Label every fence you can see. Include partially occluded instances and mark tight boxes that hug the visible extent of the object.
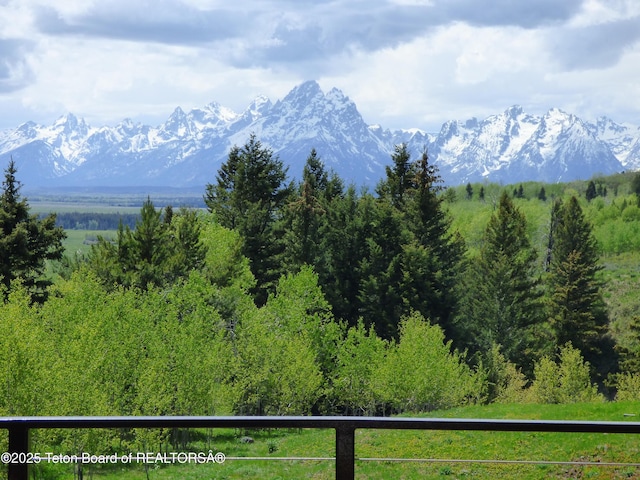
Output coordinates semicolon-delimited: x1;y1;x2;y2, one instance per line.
3;415;640;479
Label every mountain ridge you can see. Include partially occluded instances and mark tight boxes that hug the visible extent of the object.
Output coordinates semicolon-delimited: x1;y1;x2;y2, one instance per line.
1;80;639;189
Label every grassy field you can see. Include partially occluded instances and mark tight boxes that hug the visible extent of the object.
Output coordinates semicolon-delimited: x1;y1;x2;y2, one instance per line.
30;202;142;215
62;229;117;255
24;401;640;479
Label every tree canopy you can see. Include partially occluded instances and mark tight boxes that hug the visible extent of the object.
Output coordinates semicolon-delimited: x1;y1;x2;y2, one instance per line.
0;159;66;302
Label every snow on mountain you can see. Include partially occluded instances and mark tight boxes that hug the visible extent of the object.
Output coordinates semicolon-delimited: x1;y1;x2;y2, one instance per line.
589;116;640;171
0;81;637;189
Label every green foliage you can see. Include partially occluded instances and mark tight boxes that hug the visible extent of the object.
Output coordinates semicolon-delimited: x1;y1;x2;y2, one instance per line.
331;320;386;415
457;191;544;372
376;143;417;208
229;267;336;415
282;149;329;269
0;160;66;302
529;343;603;404
204;134;293;304
401;150;465;337
87;199;208;291
374;312;485;413
482;344;528;404
0;284;47;415
631;172;640;200
614;373;640;401
547;197;611;375
586;180;597;202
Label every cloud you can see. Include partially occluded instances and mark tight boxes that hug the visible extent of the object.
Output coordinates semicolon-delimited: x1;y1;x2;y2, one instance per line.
437;0;584;28
548;16;640;70
32;0;585;72
0;39;34;92
34;1;247;45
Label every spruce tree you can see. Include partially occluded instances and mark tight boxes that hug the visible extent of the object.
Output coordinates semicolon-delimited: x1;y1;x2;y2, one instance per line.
376;143;416;208
547;196;611;374
458;191;543;372
538;186;547;202
405;150;465;337
586;181;597;202
466;183;473;200
204;134;293;304
283;149;328;269
0;159;66;302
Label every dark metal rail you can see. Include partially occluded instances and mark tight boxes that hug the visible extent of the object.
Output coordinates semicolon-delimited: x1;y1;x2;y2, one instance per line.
3;415;640;480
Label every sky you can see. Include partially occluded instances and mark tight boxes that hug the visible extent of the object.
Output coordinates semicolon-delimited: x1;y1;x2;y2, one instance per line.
0;0;639;133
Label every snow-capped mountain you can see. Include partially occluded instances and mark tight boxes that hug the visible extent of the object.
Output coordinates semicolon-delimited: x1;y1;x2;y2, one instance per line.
0;80;638;189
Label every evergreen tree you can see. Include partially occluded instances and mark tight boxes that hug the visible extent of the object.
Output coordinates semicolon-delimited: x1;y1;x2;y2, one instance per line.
88;200;205;290
315;186;364;325
405;150;465;337
586;181;597;202
479;186;485;202
283;149;328;269
547;196;612;375
130;197;168;288
376;143;416;209
357;197;408;339
538;186;547;202
457;191;543;372
204;134;293;304
466;183;473;200
632;173;640;206
0;160;66;302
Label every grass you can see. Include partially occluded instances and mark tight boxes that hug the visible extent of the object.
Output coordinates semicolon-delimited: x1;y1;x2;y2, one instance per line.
26;401;640;479
30;202;142;215
62;229;117;255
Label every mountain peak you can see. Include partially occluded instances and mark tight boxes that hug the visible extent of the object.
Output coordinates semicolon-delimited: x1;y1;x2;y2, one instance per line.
1;81;638;189
282;80;323;104
506;105;523;118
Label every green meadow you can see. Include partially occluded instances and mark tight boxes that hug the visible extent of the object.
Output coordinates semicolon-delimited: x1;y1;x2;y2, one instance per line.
23;402;640;480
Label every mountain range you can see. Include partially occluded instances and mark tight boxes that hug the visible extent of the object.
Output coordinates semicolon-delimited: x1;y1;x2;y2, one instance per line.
1;80;639;190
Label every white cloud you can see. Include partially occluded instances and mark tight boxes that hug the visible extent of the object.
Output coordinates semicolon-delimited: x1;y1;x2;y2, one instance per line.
0;0;639;132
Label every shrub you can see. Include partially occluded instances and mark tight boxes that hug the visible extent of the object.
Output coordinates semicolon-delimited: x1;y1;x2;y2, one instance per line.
529;343;603;404
374;312;486;412
483;344;528;404
615;373;640;401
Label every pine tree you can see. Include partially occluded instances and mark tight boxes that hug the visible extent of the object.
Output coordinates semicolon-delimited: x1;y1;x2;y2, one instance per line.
404;149;465;337
283;149;328;269
632;173;640;206
376;143;416;208
538;186;547;201
585;181;597;202
547;196;611;374
466;183;473;200
204;134;293;304
458;191;543;372
0;160;66;302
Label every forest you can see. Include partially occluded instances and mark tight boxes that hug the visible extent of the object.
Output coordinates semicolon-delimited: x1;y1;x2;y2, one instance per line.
2;135;640;459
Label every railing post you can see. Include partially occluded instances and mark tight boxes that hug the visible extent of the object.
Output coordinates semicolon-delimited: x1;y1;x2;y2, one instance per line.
8;424;30;480
335;426;355;480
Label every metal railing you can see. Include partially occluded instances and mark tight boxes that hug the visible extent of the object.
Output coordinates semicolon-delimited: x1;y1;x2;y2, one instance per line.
3;415;640;480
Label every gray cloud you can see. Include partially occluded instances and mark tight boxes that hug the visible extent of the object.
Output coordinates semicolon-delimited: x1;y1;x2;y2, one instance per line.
32;0;588;70
548;16;640;70
34;2;246;45
234;0;587;69
0;39;34;93
437;0;584;28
